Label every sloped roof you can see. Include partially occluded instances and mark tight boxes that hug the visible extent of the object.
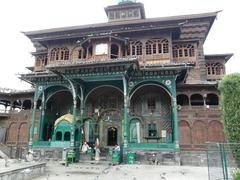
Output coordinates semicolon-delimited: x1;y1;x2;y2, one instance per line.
205;53;233;63
23;11;218;37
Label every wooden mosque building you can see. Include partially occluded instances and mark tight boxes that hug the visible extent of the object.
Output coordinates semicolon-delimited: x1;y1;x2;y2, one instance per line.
0;0;232;163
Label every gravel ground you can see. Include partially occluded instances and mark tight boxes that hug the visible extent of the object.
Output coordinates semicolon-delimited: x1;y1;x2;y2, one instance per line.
33;162;208;180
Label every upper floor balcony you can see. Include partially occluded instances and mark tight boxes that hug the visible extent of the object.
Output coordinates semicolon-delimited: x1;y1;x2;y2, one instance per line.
33;39;197;72
205;62;225;80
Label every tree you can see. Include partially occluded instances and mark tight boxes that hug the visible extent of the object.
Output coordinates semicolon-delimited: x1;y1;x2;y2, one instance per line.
219;73;240;167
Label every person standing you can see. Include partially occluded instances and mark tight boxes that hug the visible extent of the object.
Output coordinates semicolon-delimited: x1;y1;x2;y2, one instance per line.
114;144;120;153
94;145;101;162
81;141;89;154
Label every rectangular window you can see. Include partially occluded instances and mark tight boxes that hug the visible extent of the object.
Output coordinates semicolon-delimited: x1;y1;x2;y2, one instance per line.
153;44;157;54
179;49;183;57
184;49;188;57
163;44;169;53
121;11;127;18
128;10;133;18
189;48;195;57
36;59;41;66
146;44;152;55
173;49;178;58
132;46;136;55
115;11;120;19
136;45;142;55
148;97;156;110
109;12;114;20
148;123;157;137
95;43;108;55
158;44;162;54
133;9;140;17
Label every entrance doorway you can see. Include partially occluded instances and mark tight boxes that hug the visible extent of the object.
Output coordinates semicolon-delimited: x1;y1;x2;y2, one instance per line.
107;127;117;146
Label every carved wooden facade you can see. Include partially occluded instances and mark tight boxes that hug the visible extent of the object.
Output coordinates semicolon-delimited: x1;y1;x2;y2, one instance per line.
0;0;233;156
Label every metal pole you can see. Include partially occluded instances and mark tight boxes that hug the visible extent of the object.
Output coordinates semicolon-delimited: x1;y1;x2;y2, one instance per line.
206;143;211;180
222;144;229;180
219;144;226;180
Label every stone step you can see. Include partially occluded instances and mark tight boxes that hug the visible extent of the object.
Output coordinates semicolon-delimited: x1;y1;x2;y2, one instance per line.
0;143;10;158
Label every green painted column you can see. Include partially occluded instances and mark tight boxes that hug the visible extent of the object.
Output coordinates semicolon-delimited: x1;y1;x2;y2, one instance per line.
29;100;37;147
71;99;77;147
79;86;84;124
79;85;84;146
122;75;129;148
171;81;179;149
38;92;45;141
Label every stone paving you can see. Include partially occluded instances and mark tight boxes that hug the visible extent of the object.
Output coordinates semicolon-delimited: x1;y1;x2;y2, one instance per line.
33;161;208;180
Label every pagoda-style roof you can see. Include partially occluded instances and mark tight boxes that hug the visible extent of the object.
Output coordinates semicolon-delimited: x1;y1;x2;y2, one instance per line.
205;53;233;63
23;11;218;43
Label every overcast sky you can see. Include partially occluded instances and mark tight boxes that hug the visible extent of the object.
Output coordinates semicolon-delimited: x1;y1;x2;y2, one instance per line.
0;0;239;90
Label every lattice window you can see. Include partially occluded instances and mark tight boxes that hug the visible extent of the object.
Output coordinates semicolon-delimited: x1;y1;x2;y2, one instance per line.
36;55;48;66
206;63;211;75
128;41;143;56
50;47;69;61
205;63;224;75
146;42;152;55
147;97;156;110
148;123;157;137
172;44;195;59
145;39;169;55
50;48;57;61
162;39;169;53
72;47;85;60
35;59;41;66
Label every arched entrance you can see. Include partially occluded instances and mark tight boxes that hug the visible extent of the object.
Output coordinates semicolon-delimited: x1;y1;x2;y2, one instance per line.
130;84;172;143
85;86;123;146
41;90;79;141
107;127;118;146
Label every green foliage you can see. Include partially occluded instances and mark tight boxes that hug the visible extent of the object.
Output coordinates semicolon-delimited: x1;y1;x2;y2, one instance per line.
233;169;240;180
219;73;240;166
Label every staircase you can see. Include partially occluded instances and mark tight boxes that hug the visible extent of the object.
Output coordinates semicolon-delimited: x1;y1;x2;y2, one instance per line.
0;143;10;159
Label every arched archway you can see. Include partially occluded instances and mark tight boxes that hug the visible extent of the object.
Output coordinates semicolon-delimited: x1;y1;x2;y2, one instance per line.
129;118;142;143
19;123;28;143
130;84;172;143
107;127;118;146
83;118;95;143
206;94;219;106
85;86;123;146
22;100;32;110
179;120;191;145
56;132;62;141
190;94;204;106
64;132;70;141
0;100;11;113
111;44;119;59
13;100;22;112
177;94;189;106
7;123;18;142
208;121;224;142
193;121;207;145
40;90;78;141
